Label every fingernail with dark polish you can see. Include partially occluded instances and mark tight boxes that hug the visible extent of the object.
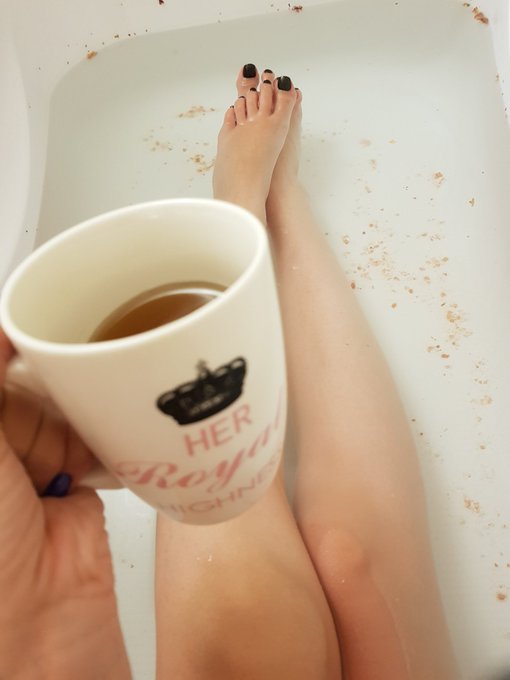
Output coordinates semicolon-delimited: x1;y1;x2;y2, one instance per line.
263;79;272;85
277;76;292;91
249;87;257;91
243;63;257;78
42;473;72;498
263;68;274;74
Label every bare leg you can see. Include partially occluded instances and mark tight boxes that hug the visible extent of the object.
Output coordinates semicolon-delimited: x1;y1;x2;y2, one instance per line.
212;66;294;225
155;66;341;680
266;82;460;678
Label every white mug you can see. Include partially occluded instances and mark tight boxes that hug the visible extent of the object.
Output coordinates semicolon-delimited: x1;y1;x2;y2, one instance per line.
0;199;287;524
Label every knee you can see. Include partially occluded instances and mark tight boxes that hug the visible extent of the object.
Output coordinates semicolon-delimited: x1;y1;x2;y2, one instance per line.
300;523;372;593
185;592;336;680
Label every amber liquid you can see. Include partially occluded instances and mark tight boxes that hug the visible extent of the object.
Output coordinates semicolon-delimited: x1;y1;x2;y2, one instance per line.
89;281;226;342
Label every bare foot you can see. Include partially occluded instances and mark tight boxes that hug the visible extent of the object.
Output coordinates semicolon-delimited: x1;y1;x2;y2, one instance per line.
267;86;304;215
213;64;298;224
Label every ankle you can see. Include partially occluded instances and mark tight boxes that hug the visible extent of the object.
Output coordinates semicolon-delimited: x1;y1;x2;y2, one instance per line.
214;190;267;226
266;181;309;221
213;164;270;224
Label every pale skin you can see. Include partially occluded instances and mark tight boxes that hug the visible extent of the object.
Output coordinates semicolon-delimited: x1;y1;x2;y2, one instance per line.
0;65;459;679
156;66;460;679
0;337;131;678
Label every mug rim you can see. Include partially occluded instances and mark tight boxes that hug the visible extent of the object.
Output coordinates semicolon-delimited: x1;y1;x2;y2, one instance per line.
0;198;268;356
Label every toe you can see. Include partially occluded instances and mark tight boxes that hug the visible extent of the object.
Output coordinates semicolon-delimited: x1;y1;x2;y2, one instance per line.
236;63;260;96
234;95;247;124
293;88;303;121
261;68;275;84
259;72;276;115
273;75;297;116
223;105;236;129
246;87;259;119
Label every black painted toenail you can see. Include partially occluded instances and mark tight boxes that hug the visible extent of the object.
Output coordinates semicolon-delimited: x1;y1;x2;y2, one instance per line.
263;79;272;85
263;69;274;74
249;87;257;91
277;76;292;91
243;63;257;78
238;95;246;99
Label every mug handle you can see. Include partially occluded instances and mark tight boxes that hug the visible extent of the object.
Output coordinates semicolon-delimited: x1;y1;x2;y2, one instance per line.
6;357;122;490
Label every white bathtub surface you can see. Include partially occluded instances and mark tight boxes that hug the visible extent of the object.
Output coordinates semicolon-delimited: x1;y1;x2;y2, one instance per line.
2;0;510;678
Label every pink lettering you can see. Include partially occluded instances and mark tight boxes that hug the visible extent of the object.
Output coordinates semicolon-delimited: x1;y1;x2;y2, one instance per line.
184;428;210;456
210;417;233;447
234;477;257;496
183;403;253;457
255;451;280;485
177;469;208;488
115;461;178;487
213;490;238;508
115;461;141;477
157;501;186;516
273;389;284;431
157;453;281;516
206;448;246;493
188;500;216;512
256;424;271;450
233;404;252;433
116;388;284;497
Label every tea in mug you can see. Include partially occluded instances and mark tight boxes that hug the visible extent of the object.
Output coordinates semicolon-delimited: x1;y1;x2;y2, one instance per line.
89;281;225;342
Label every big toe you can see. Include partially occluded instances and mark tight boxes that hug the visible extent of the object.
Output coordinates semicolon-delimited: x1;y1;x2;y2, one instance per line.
236;63;260;96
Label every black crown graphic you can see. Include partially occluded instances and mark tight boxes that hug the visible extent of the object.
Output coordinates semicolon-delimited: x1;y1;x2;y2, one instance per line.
156;357;247;425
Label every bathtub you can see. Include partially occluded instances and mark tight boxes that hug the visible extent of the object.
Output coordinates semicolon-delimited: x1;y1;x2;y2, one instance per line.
1;0;510;677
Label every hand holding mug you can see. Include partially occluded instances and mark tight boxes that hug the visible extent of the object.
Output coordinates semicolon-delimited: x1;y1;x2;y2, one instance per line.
0;330;130;678
0;199;287;524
